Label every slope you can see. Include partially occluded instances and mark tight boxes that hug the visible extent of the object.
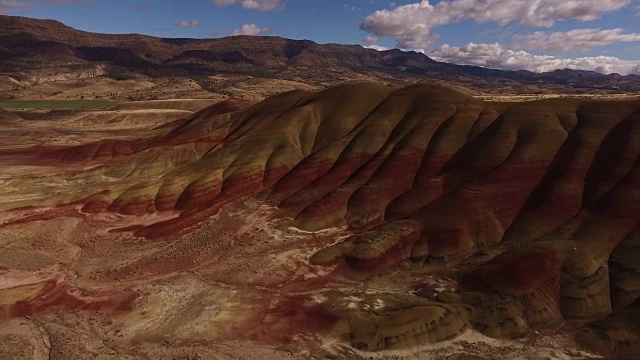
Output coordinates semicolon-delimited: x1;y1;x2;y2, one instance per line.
0;82;638;358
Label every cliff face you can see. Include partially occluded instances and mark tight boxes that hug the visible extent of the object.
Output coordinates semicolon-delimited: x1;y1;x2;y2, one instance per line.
1;82;639;357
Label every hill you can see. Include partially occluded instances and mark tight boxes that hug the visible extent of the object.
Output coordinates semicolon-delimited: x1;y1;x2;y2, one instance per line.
1;15;640;102
0;82;638;358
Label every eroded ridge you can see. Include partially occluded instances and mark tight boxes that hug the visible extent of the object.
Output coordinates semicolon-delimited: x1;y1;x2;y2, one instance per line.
1;82;639;358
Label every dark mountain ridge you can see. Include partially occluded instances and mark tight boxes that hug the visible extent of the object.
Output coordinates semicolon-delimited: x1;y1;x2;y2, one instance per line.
1;15;639;94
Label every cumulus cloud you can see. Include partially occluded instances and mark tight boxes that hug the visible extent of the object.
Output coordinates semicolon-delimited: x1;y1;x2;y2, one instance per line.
176;20;200;28
513;28;640;52
429;42;640;74
213;0;282;11
229;23;270;36
360;0;632;48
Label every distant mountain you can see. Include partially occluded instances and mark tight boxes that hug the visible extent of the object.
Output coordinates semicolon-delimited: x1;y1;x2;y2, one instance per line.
1;15;639;95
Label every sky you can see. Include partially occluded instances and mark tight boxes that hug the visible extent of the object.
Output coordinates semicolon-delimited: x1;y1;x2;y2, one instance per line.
1;0;640;75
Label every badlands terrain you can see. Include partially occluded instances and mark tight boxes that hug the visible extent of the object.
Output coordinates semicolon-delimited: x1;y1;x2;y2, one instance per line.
0;80;639;359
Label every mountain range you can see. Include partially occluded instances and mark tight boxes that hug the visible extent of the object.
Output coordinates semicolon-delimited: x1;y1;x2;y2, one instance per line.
1;14;640;100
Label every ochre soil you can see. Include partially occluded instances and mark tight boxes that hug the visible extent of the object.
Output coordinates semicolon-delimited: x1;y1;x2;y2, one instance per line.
0;82;638;359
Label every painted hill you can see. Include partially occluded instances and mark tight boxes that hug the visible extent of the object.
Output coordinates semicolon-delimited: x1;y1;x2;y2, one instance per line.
1;82;638;358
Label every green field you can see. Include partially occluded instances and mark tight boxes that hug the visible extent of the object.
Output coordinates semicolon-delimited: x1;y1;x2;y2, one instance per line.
0;100;116;109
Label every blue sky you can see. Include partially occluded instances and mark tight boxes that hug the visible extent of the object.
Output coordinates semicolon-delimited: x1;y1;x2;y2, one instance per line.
1;0;639;74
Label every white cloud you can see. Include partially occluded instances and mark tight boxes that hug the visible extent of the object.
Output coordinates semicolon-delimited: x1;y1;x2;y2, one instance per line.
229;23;270;36
360;0;633;48
360;1;442;48
513;28;640;52
0;0;30;13
213;0;282;11
176;20;200;28
429;42;640;74
363;36;379;44
365;44;390;51
344;4;362;11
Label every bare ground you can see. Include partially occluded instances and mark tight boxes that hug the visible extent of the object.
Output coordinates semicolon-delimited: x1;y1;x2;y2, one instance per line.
0;99;609;360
